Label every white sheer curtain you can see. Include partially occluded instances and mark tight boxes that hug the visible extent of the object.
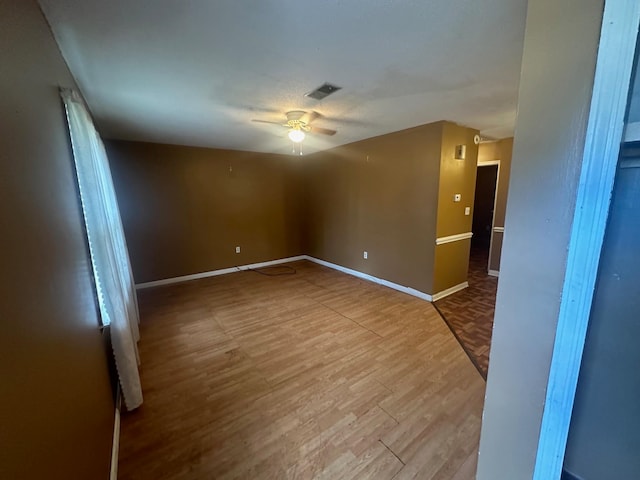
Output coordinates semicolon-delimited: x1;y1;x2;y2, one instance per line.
61;88;143;410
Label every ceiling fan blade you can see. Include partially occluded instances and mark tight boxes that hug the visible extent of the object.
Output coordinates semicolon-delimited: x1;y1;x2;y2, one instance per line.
300;110;321;125
309;125;337;136
251;119;286;126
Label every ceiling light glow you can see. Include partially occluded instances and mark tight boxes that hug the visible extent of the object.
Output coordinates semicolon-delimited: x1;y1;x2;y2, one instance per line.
288;129;305;143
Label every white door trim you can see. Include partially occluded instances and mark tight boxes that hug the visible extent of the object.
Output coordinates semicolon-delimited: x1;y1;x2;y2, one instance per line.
533;1;640;478
477;159;500;166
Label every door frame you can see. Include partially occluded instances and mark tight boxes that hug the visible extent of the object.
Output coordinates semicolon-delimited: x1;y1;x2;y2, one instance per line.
533;0;640;478
476;159;500;276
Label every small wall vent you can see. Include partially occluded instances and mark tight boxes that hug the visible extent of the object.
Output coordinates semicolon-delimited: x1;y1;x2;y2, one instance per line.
305;82;342;100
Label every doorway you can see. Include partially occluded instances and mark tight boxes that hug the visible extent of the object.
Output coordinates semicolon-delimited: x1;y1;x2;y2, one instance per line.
433;159;501;379
472;162;499;271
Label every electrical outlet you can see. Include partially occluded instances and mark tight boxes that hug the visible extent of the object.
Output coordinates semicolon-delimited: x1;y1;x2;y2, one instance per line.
465;206;471;216
235;246;240;254
363;251;368;259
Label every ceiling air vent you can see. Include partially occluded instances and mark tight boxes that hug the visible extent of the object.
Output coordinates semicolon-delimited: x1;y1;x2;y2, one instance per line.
305;82;342;100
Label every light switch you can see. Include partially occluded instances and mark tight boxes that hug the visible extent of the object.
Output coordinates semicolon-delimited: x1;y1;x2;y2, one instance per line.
454;194;461;202
465;206;471;216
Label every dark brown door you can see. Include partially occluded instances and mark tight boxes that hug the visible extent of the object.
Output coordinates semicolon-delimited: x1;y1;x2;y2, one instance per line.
472;164;498;250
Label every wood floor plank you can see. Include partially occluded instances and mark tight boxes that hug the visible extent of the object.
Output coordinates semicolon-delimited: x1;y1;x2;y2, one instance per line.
118;260;485;479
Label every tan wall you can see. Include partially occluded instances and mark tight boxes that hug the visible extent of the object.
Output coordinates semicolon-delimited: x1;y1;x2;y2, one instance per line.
433;122;479;293
488;232;504;272
111;122;480;296
0;1;115;478
305;123;443;294
478;141;500;162
107;141;305;283
478;138;514;272
493;138;514;227
436;123;479;237
433;241;473;294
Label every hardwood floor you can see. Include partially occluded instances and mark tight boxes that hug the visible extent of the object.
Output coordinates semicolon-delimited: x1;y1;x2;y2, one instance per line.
118;260;485;480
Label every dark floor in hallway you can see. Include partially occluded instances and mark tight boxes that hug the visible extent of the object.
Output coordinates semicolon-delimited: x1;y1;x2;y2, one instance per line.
434;245;497;379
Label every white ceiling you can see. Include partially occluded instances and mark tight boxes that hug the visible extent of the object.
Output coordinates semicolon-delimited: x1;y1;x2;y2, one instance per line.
39;0;528;155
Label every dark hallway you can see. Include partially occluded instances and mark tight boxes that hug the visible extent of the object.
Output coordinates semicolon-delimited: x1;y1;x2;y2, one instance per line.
472;164;498;251
434;245;497;378
435;164;499;379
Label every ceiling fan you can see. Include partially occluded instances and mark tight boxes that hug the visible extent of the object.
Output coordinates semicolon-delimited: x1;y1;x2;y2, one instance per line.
252;110;337;143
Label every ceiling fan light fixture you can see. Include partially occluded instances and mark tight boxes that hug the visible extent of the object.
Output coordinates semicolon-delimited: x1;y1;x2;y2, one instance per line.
288;129;305;143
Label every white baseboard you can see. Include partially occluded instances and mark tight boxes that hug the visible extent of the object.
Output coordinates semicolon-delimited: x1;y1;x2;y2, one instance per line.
304;256;433;302
135;254;434;303
488;269;500;277
135;255;307;289
431;281;469;301
110;403;120;480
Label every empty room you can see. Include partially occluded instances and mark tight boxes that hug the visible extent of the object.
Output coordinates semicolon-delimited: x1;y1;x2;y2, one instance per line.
3;1;640;479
